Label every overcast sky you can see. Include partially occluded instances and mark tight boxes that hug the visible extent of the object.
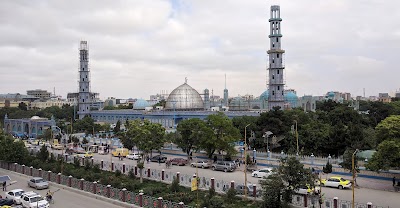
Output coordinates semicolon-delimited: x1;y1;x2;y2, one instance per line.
1;0;399;100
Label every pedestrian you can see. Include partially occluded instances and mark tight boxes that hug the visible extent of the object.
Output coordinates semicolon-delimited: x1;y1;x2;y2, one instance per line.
118;153;121;161
213;155;217;163
2;181;6;191
393;177;396;186
158;157;161;166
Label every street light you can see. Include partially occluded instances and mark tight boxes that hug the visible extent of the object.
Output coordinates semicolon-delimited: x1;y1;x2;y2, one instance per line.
262;131;273;153
294;120;299;156
52;126;64;174
244;124;250;198
352;149;359;208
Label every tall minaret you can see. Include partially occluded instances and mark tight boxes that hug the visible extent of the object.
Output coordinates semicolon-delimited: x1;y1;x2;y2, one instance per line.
267;5;285;110
223;74;228;107
78;41;91;119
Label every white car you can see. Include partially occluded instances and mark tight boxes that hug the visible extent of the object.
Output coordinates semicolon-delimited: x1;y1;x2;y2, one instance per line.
20;191;49;208
251;168;273;178
126;153;141;160
190;160;211;168
5;189;25;204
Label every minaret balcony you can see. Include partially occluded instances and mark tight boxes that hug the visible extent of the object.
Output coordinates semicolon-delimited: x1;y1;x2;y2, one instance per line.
267;49;285;54
269;34;282;38
269;18;282;22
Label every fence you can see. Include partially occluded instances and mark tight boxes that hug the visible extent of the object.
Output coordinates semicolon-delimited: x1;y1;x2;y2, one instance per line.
10;150;384;208
0;161;192;208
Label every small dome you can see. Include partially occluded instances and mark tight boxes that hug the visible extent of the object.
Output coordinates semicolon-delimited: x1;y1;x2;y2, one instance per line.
133;99;150;110
328;91;335;97
31;116;41;120
284;91;298;101
165;83;204;110
259;90;269;100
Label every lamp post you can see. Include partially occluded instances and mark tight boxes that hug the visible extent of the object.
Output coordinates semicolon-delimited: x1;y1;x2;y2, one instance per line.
262;131;273;155
52;126;64;174
352;149;359;208
294;120;299;156
244;124;250;198
311;153;315;166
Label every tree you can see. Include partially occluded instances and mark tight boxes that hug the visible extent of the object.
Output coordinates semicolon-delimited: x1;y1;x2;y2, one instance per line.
200;112;241;158
0;131;29;164
176;119;212;157
260;157;315;208
114;120;121;133
37;145;49;162
339;148;359;172
323;161;332;174
375;115;400;144
18;102;27;111
366;139;400;171
126;120;166;155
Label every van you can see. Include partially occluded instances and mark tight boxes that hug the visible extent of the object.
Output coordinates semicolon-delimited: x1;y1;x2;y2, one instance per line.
112;148;129;157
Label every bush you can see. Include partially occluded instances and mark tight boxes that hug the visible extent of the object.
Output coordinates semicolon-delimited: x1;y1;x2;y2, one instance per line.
225;187;237;204
73;157;81;168
323;161;332;174
115;170;122;177
92;164;101;173
128;168;136;179
170;177;180;193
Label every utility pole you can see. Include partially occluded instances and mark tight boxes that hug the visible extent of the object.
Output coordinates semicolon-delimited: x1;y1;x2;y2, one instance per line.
244;124;250;198
352;149;359;208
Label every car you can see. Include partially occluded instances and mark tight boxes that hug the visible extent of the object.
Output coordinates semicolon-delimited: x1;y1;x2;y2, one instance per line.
20;192;49;208
295;184;320;195
83;151;94;158
251;168;273;178
126;153;141;160
0;198;13;206
231;184;262;197
320;176;351;189
27;177;49;190
51;144;63;150
190;160;211;169
211;161;236;172
4;189;25;204
150;155;167;163
170;158;188;166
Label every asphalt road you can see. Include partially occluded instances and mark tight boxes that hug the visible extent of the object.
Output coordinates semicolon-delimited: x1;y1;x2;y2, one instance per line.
48;149;399;207
0;168;124;208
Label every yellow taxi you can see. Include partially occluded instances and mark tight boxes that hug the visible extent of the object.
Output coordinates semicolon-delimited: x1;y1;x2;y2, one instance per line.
321;176;351;189
83;151;94;158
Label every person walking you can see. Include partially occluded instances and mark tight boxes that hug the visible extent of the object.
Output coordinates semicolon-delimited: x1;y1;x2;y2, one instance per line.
118;153;121;161
393;177;396;186
158;157;161;166
2;181;6;191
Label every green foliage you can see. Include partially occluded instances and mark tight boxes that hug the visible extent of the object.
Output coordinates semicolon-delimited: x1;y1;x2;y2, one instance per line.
261;157;315;208
18;102;28;111
114;120;121;133
170;177;180;193
366;139;400;171
246;154;252;165
176;118;211;156
323;161;332;174
115;170;122;177
375;115;400;143
82;138;89;144
128;168;136;179
73;157;81;168
339;148;359;172
225;187;237;204
0;133;30;164
37;145;49;162
126;120;166;155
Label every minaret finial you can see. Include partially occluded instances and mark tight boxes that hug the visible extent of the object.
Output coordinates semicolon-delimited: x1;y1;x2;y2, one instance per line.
185;77;188;84
225;74;226;89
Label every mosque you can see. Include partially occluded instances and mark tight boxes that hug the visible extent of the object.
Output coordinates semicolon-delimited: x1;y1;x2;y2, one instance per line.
3;5;318;137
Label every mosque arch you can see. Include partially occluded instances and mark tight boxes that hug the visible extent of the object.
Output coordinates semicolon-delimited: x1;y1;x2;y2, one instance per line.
24;123;29;134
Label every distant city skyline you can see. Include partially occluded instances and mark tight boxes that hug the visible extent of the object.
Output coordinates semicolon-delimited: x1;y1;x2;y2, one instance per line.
0;0;399;100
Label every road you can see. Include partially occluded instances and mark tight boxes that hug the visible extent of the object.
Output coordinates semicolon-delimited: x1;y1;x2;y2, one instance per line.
48;148;399;207
0;168;124;208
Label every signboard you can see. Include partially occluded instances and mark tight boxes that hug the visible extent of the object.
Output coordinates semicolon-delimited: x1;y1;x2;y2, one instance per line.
191;178;198;191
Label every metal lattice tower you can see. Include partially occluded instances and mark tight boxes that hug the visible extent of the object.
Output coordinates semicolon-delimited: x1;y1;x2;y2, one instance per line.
267;5;285;110
78;41;91;119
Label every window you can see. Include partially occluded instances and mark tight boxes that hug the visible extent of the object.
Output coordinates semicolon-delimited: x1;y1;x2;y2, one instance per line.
276;37;279;42
83;99;84;102
272;91;275;95
272;75;274;79
277;54;279;58
277;70;280;74
278;86;280;90
272;58;274;63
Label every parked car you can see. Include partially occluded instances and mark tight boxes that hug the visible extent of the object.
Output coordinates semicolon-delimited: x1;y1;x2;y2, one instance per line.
170;158;188;166
320;176;351;189
0;198;13;206
251;168;273;178
83;151;94;158
20;192;49;208
126;153;141;160
4;189;25;204
295;184;320;195
211;161;236;172
231;184;262;197
190;160;211;169
27;177;49;190
150;155;167;163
